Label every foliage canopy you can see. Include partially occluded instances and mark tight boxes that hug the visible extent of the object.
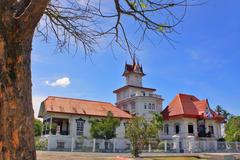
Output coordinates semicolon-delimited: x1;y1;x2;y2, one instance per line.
225;116;240;142
34;119;43;137
89;111;120;140
125;113;163;157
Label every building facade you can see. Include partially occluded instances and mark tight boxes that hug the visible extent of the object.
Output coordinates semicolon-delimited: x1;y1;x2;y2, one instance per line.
38;61;225;152
161;93;225;152
38;96;131;151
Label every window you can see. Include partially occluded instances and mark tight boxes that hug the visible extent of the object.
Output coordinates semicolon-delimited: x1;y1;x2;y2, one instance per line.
175;124;180;134
208;126;214;135
130;102;136;110
152;104;155;110
164;124;169;135
76;118;85;136
144;103;147;109
148;103;152;109
188;124;194;134
141;91;146;96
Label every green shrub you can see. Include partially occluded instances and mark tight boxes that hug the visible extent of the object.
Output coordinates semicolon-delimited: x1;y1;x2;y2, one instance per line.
35;137;48;150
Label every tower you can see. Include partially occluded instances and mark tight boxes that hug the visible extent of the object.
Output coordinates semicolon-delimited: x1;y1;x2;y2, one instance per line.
122;59;145;87
113;60;164;119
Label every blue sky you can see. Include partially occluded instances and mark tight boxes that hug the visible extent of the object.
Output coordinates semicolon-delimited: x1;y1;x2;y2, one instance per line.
32;1;240;117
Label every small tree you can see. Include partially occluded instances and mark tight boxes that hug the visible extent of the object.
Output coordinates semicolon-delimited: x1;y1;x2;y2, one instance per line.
34;119;43;137
89;111;120;140
125;113;163;157
215;105;233;120
225;116;240;142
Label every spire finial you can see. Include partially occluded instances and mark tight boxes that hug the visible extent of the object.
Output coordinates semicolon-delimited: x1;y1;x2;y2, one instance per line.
132;54;136;65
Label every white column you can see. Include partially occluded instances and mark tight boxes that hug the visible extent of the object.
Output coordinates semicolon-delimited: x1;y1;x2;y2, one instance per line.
49;116;53;135
92;139;96;152
164;140;167;152
172;135;180;153
148;143;151;153
41;120;44;136
71;137;74;152
188;136;195;153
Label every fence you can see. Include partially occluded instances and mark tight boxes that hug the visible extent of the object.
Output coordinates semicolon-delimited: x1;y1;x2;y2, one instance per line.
36;136;240;153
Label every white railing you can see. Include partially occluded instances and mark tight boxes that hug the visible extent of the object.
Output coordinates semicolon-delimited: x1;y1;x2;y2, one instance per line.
38;136;240;153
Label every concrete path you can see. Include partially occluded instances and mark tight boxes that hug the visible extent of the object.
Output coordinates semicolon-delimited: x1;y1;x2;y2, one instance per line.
37;151;240;160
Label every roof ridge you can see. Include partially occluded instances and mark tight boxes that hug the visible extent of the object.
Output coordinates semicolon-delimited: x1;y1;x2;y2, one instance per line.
177;94;185;114
47;96;113;105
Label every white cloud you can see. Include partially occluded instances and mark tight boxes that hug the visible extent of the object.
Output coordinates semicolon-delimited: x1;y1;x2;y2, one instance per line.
45;77;71;87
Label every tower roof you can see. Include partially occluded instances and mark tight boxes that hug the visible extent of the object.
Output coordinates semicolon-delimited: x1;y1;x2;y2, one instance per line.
122;59;145;76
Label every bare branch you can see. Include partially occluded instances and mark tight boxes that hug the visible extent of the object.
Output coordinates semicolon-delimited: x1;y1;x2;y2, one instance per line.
35;0;192;58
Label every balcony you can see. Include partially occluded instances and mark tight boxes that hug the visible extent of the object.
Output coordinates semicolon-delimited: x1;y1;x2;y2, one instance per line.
130;93;162;98
43;118;70;136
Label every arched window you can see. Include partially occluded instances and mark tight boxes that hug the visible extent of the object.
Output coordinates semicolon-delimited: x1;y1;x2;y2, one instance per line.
76;118;85;136
164;124;169;135
175;123;180;134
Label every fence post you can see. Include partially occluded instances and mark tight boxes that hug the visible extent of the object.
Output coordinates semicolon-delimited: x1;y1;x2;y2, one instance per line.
47;136;51;151
148;143;151;153
71;137;74;152
113;139;116;153
236;142;238;152
214;141;217;152
164;140;167;153
203;141;206;152
92;138;96;152
225;141;228;151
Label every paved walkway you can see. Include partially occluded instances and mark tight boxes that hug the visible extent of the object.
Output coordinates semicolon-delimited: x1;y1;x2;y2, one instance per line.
37;151;240;160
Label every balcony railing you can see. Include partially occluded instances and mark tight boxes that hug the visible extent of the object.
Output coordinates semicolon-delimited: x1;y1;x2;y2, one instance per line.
130;93;162;98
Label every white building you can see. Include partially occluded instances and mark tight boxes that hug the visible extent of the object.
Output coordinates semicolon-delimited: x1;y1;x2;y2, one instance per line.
161;93;225;152
38;60;225;152
38;97;131;151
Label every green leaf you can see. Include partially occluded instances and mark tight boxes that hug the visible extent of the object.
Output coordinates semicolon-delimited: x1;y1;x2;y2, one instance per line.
129;2;136;9
157;26;164;32
140;3;147;9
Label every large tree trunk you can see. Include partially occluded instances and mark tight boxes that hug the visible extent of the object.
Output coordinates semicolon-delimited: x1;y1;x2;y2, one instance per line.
0;1;49;159
0;27;36;159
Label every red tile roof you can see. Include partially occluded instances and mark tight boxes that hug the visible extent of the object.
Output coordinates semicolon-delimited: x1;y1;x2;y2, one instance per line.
39;96;132;119
161;93;224;122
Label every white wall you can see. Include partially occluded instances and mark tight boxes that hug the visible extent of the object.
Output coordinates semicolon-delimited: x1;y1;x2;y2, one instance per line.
161;118;222;140
43;113;127;138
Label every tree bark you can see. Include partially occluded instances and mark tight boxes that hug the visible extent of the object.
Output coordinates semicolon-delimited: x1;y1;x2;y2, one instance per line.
0;23;36;160
0;1;49;159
